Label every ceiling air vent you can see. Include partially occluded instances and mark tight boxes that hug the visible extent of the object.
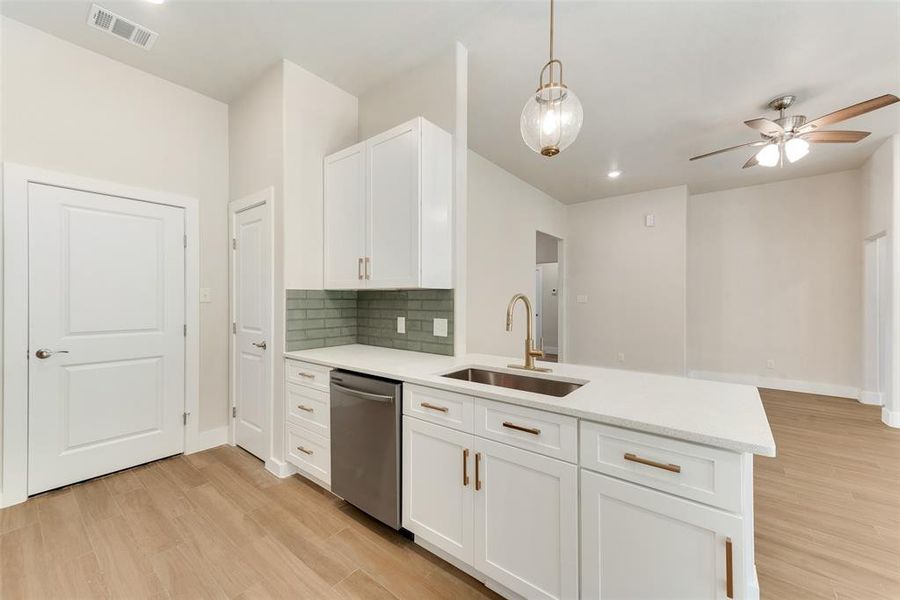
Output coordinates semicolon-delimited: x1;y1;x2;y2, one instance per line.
87;4;158;50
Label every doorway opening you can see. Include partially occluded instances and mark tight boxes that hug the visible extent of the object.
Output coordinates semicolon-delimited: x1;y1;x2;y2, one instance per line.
536;231;564;363
862;234;889;407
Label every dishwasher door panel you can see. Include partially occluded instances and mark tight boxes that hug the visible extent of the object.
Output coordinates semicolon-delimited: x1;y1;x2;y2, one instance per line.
330;370;402;529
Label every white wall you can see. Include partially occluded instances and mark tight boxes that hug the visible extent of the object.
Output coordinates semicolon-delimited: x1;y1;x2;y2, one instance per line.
567;186;688;374
861;136;900;425
688;171;862;395
283;61;358;290
1;17;230;433
466;151;566;357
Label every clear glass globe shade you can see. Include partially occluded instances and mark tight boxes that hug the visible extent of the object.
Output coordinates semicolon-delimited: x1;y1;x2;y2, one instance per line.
755;143;780;167
521;84;583;156
785;138;810;163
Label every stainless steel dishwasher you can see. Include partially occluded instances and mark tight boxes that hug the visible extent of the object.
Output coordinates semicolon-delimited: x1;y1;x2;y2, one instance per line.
330;370;402;529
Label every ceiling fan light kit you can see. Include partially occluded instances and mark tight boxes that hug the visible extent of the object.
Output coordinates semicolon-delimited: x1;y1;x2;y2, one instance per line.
690;93;898;169
521;0;583;157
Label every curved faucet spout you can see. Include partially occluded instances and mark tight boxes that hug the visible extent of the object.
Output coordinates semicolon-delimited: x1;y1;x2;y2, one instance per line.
505;293;548;371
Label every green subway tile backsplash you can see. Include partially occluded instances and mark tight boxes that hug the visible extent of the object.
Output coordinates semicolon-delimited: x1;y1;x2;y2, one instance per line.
285;289;454;355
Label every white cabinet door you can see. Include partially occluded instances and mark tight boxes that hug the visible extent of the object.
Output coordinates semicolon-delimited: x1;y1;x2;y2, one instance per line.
474;437;578;600
402;416;474;564
581;470;744;600
324;142;367;289
366;120;420;288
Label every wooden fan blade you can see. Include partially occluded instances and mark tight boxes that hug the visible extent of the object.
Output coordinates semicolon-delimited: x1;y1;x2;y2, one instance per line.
744;118;783;136
742;154;758;169
799;94;899;132
690;140;767;161
801;130;871;143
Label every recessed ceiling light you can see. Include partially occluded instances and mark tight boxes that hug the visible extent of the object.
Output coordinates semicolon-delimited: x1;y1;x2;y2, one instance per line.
607;170;622;179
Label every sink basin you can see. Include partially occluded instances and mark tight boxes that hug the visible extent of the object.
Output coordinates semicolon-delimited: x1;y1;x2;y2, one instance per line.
442;368;584;398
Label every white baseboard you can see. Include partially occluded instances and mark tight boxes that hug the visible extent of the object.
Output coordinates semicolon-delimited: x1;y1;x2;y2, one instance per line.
688;370;859;400
265;458;296;478
187;426;229;453
882;407;900;428
858;390;884;406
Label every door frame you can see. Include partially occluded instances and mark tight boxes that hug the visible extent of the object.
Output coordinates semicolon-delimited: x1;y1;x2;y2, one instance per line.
228;189;274;457
1;163;201;508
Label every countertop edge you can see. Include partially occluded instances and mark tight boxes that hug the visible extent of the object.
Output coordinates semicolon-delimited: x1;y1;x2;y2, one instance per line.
284;349;777;457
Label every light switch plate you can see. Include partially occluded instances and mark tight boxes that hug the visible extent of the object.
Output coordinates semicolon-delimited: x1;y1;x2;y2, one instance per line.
397;316;406;334
199;288;212;303
433;318;448;337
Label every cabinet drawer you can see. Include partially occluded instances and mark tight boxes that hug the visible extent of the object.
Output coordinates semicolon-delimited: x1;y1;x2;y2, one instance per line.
475;399;577;463
580;422;742;512
285;359;331;391
285;383;330;437
286;423;331;486
403;384;474;433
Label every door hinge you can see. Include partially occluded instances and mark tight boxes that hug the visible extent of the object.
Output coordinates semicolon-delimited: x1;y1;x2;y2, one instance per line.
183;411;190;426
232;322;236;334
183;235;187;248
232;406;237;418
183;324;187;336
232;238;237;250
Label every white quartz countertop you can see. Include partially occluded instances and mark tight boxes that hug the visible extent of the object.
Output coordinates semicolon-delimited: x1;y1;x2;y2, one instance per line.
284;345;776;456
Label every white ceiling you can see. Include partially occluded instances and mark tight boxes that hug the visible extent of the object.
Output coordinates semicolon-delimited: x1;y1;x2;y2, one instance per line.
3;1;899;203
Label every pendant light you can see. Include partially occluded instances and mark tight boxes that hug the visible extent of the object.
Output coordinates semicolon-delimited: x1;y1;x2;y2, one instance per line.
521;0;583;157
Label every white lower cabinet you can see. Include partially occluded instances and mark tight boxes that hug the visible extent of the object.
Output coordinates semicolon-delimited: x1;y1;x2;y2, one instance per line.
581;469;744;600
474;437;578;600
402;416;475;564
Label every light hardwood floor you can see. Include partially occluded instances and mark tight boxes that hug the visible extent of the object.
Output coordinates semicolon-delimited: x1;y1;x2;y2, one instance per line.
1;389;898;599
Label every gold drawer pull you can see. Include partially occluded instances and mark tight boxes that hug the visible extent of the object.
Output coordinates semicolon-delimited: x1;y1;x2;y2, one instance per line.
502;421;541;435
298;372;316;379
462;448;470;487
297;404;314;413
624;452;681;473
421;402;449;413
725;537;733;598
475;452;482;491
297;446;313;455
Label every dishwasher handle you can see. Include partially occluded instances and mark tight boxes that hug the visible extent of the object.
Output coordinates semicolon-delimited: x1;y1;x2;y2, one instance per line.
332;382;395;403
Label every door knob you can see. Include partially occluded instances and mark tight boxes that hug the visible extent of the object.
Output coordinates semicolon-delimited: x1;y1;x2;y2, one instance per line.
35;349;69;359
252;341;267;350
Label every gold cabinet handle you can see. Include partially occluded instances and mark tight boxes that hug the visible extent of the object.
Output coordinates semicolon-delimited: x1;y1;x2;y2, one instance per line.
365;257;371;280
475;452;482;491
298;372;316;379
624;452;682;473
462;448;469;487
725;537;733;598
297;404;314;413
421;402;449;413
358;257;364;280
502;421;541;435
297;446;313;455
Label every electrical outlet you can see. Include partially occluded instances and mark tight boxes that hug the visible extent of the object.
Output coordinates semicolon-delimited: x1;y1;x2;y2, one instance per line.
645;214;656;227
433;318;448;337
397;316;406;334
576;295;589;304
766;359;775;369
199;288;211;303
617;352;625;363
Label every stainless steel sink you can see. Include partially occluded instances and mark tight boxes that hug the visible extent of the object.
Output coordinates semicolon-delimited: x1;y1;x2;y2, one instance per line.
441;368;584;398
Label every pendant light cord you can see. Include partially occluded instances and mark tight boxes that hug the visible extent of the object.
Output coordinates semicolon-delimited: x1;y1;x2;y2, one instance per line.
548;0;555;83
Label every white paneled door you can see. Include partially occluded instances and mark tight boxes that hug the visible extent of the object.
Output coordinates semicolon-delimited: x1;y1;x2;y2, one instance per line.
232;200;270;460
28;184;186;495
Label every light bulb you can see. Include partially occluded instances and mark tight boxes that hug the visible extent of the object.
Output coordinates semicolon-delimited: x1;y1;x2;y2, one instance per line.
785;138;810;163
542;110;559;135
755;144;780;167
607;170;622;179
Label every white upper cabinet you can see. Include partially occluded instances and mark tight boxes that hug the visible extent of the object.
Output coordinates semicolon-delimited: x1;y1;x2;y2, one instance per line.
324;142;367;289
324;117;453;290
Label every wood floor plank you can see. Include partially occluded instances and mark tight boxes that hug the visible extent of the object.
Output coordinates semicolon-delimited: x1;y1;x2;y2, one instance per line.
334;569;400;600
86;514;166;598
73;477;123;524
0;498;39;535
151;543;229;600
36;489;94;563
0;522;51;599
114;487;184;554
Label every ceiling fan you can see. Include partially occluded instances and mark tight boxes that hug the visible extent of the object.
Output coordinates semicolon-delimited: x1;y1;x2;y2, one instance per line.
690;93;899;169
